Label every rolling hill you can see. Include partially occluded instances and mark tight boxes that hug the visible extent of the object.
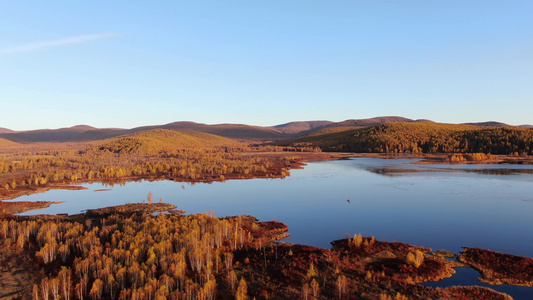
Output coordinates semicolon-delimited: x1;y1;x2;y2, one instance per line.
133;122;285;139
1;117;531;143
300;126;365;137
0;138;19;148
463;121;510;127
285;116;435;137
334;116;414;127
283;122;533;155
90;129;239;155
0;128;14;134
0;122;285;143
271;121;334;135
0;125;100;143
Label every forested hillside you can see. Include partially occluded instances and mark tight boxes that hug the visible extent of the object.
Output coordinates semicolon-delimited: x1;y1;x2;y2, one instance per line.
285;122;533;155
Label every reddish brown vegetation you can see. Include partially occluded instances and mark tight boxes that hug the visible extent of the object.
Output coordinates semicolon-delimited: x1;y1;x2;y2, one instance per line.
82;203;177;217
0;206;518;300
443;286;513;300
331;237;455;284
0;131;329;201
459;247;533;286
0;200;62;215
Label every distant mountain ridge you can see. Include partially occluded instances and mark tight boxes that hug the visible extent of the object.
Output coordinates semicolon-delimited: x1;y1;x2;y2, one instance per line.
273;121;334;135
134;121;284;139
335;116;413;127
462;121;510;127
0;117;531;143
0;127;14;134
0;125;114;143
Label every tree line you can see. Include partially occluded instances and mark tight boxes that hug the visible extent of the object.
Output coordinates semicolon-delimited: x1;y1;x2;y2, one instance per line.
0;146;301;194
290;123;533;155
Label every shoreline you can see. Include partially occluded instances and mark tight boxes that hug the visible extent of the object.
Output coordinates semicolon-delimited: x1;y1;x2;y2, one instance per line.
1;160;532;299
1;152;531;204
1;204;522;300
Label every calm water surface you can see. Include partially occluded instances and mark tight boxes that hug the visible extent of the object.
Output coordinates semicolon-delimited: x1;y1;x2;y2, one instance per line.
15;158;533;299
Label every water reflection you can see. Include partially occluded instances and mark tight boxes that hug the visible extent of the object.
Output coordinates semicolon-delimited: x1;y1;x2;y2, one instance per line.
364;166;533;177
14;157;533;298
351;157;533;177
425;267;533;300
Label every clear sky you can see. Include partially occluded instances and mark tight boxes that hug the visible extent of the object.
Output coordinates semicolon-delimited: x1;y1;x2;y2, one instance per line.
1;1;532;131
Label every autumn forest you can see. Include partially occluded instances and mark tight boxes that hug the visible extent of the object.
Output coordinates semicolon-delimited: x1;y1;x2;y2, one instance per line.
1;119;532;299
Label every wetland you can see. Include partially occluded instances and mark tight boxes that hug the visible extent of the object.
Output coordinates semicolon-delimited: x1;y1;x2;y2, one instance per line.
10;157;533;299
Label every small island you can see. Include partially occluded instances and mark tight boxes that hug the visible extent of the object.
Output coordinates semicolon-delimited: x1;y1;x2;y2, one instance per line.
459;247;533;287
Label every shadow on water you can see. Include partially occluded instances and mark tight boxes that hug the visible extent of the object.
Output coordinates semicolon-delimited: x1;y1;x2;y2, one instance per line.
351;159;533;177
364;167;533;177
347;156;533;177
424;267;533;300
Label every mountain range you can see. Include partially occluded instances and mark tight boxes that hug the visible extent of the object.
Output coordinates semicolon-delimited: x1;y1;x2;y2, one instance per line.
0;116;531;144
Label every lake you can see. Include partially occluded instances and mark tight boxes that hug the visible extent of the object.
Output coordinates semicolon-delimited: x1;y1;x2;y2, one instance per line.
15;157;533;299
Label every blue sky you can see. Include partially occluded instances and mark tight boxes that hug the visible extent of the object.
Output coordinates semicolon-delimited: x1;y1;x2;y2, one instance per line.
1;1;532;130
